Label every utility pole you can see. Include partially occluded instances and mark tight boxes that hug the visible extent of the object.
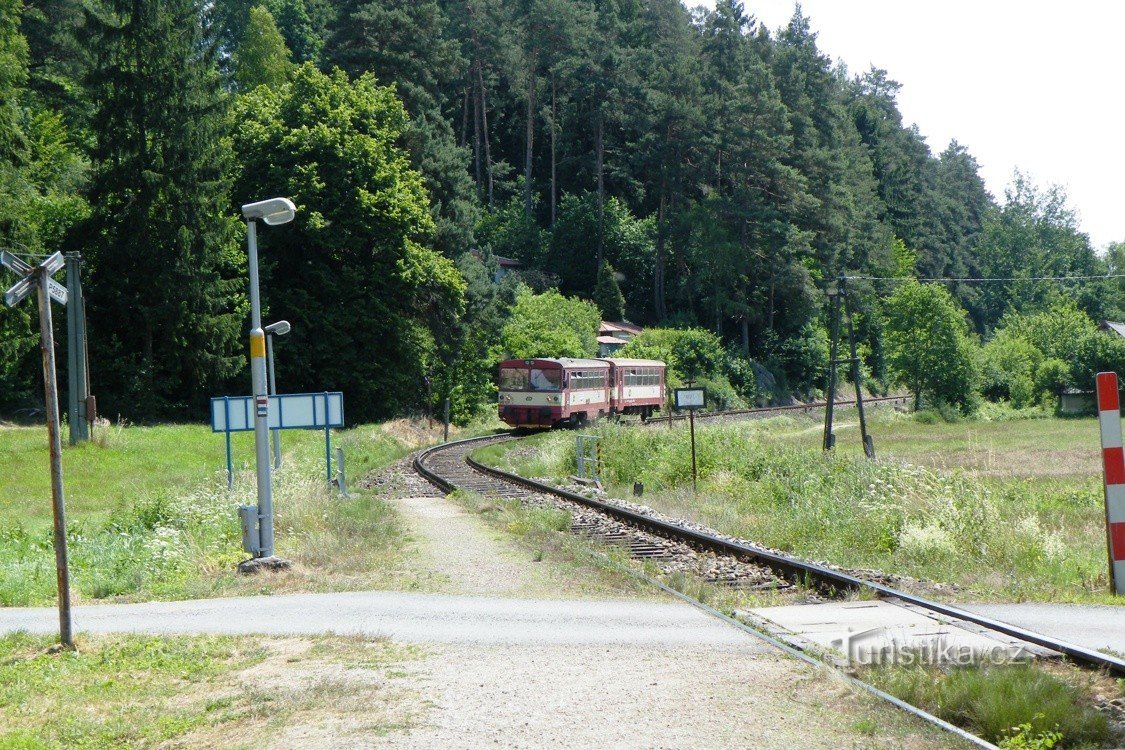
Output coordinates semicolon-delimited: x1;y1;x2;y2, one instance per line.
4;251;73;648
65;253;90;445
822;275;875;459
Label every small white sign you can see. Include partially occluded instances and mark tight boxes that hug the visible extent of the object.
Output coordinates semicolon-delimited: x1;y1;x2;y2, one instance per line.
675;388;705;409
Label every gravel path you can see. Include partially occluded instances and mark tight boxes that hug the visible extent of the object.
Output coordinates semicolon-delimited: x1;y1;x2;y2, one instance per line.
350;643;963;750
393;493;547;596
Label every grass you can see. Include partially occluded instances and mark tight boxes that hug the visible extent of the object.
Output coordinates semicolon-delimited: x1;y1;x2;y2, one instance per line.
0;417;480;606
864;662;1114;748
0;631;424;748
480;407;1121;603
449;489;658;600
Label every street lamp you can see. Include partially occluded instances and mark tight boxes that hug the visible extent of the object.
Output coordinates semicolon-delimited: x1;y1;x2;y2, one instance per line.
264;319;291;469
241;197;296;566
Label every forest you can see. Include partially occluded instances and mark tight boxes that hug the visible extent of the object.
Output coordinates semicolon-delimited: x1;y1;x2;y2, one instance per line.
1;0;1123;424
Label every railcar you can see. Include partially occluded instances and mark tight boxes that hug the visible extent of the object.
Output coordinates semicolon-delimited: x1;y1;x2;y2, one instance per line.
497;357;666;428
604;358;666;420
498;358;611;428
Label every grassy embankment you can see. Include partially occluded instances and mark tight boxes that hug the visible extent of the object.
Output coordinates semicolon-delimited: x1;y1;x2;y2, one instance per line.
0;630;424;748
478;405;1118;604
0;418;460;606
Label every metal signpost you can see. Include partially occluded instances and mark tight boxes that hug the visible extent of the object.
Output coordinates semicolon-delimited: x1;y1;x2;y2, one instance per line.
264;320;291;468
240;197;296;570
674;387;706;493
64;252;91;444
575;434;601;483
3;250;73;648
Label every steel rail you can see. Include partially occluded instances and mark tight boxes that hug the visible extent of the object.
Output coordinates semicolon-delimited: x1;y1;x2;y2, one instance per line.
645;394;911;425
417;433;1125;677
416;435;1001;749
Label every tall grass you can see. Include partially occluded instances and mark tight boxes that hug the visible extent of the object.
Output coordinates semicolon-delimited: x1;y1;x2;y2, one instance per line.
0;421;437;606
866;663;1110;748
507;421;1110;600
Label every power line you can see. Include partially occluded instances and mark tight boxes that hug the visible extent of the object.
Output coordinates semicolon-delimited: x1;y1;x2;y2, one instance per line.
844;273;1125;284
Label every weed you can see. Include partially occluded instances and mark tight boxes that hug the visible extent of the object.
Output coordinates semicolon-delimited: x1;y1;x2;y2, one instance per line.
866;663;1110;747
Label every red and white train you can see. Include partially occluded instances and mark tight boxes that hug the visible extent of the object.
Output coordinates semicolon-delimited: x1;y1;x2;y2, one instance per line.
497;357;666;428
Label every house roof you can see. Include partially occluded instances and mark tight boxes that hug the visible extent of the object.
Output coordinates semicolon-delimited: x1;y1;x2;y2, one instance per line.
599;320;642;335
597;335;627;345
1101;321;1125;338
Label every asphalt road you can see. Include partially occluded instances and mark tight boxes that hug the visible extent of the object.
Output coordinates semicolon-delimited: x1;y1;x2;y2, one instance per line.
0;590;762;648
960;602;1125;654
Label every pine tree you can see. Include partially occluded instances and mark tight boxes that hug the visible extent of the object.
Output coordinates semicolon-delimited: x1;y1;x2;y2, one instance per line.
82;0;245;419
327;0;477;255
593;260;625;321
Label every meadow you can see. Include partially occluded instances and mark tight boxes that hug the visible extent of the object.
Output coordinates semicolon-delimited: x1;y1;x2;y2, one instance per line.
480;406;1119;603
0;418;452;606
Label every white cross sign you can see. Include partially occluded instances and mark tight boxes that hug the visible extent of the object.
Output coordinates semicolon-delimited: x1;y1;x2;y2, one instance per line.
1;250;67;307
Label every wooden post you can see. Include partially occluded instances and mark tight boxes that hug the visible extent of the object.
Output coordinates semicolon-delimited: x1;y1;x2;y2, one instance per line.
37;267;73;648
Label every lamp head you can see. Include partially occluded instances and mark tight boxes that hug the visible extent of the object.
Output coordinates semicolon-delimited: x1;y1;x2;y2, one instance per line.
264;320;291;336
242;197;296;226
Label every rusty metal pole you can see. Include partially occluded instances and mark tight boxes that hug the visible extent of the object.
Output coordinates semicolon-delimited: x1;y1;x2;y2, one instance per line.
37;267;73;648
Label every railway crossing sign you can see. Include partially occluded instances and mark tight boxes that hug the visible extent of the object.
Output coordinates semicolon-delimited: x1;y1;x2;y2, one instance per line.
2;249;74;648
2;251;67;306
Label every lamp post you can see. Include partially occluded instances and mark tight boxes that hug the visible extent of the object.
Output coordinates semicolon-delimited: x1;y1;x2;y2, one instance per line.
241;197;296;566
265;319;291;469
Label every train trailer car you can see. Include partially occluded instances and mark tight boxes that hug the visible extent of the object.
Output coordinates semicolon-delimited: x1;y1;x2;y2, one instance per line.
605;358;666;420
498;358;611;428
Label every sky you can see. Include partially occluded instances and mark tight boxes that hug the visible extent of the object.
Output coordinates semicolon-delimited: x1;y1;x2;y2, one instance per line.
688;1;1125;249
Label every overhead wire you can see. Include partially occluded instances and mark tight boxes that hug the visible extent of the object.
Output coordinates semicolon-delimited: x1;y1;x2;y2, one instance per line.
842;273;1125;284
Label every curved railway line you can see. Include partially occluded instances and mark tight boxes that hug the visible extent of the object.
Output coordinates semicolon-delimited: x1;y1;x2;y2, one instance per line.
414;407;1125;749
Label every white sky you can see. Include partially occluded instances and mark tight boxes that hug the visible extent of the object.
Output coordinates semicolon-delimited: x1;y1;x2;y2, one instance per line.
688;1;1125;249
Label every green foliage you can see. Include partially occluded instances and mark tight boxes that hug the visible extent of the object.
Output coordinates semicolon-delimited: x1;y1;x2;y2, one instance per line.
498;286;599;359
619;326;747;407
231;63;465;422
593;260;625;320
234;6;293;91
980;301;1125;406
83;0;245;420
883;281;978;411
869;664;1107;748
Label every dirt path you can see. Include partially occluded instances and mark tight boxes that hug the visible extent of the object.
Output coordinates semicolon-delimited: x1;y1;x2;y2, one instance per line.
393;494;540;596
391;493;649;599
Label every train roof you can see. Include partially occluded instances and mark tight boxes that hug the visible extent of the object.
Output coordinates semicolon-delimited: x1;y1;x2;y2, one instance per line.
498;357;608;369
601;358;666;367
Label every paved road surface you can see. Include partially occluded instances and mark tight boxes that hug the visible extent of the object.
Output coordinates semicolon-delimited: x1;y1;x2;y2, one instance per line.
0;590;757;647
960;602;1125;654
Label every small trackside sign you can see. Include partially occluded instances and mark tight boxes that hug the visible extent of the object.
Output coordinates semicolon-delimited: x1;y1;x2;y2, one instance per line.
675;388;705;410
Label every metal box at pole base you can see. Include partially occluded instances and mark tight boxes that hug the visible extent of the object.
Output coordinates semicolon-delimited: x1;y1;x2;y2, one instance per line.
238;505;261;555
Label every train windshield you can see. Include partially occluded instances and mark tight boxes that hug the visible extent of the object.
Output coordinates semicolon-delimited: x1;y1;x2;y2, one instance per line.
529;368;561;391
499;368;529;390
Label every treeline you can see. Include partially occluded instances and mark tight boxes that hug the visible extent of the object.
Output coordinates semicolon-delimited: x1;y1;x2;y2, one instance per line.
0;0;1121;423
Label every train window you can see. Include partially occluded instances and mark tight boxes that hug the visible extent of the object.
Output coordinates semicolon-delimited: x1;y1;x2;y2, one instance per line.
570;371;605;390
529;368;561;391
499;368;529;390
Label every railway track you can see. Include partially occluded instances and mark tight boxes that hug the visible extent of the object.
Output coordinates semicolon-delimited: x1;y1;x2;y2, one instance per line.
643;393;911;426
415;432;1125;679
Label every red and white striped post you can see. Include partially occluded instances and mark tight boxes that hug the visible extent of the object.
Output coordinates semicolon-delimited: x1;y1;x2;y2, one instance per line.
1095;372;1125;595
